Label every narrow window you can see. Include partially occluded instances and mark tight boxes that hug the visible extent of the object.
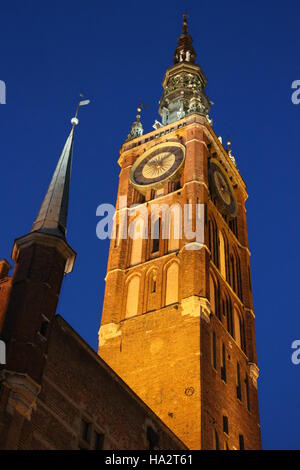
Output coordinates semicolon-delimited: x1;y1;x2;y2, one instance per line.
130;217;145;265
151;275;157;293
229;218;238;238
146;426;159;450
230;255;236;292
114;223;119;248
219;231;226;278
239;434;245;450
216;281;221;320
223;415;229;435
221;343;227;382
134;192;145;204
165;262;179;305
240;316;246;353
209;276;216;315
214;429;219;450
174;180;181;191
236;362;242;400
168;204;181;251
93;431;105;450
212;332;217;370
80;419;91;443
168;181;180;192
248;266;252;291
236;255;243;300
227;298;234;337
125;276;140;318
151;217;160;253
39;319;49;338
245;373;250;411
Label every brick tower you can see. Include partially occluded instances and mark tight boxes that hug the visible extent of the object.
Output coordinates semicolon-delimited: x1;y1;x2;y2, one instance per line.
0;112;81;449
98;15;261;450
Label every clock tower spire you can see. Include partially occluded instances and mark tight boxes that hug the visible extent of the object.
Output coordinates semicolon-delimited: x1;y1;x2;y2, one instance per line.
158;14;210;125
98;14;261;450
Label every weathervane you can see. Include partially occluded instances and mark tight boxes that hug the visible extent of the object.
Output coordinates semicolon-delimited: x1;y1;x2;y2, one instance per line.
71;94;90;126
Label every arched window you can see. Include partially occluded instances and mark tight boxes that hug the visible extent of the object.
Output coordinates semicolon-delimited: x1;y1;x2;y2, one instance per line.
165;262;179;305
130;217;145;265
125;275;140;318
234;307;246;352
168;204;181;252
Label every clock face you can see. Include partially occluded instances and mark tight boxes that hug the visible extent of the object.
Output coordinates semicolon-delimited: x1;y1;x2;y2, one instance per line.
130;142;185;192
209;159;237;217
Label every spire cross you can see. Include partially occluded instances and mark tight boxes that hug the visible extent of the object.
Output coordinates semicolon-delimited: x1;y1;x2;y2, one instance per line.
182;11;189;34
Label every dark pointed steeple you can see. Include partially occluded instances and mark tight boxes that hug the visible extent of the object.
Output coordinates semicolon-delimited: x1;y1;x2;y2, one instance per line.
31;122;76;238
31;99;89;238
174;13;196;64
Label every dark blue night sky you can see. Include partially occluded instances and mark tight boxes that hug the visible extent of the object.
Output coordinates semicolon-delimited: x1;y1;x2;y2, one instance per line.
0;0;299;450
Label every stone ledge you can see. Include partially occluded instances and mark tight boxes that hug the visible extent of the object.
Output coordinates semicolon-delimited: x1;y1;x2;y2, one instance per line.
98;322;122;347
181;296;211;322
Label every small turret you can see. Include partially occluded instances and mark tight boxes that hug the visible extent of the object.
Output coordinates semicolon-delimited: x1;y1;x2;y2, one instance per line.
126;106;144;141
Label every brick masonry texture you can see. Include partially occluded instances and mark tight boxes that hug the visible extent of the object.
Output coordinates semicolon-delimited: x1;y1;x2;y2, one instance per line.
99;115;262;450
0;315;185;450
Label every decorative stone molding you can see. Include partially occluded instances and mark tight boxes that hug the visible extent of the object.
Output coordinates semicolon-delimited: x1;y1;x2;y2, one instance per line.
181;296;211;322
249;363;259;388
183;242;209;253
1;370;41;420
159;62;210;126
98;323;121;347
199;297;211;323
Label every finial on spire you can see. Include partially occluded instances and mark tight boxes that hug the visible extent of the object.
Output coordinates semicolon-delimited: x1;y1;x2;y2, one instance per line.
159;12;210;125
174;12;196;64
71;96;90;126
226;138;237;166
126;104;144;141
182;12;189;35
